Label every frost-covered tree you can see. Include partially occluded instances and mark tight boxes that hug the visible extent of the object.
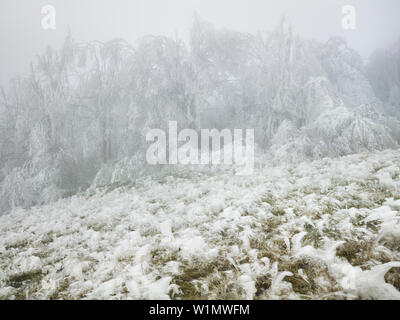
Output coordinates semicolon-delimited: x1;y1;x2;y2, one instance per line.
0;17;399;213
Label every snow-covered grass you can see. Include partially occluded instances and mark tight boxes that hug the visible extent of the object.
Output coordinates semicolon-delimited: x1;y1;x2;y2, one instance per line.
1;149;400;300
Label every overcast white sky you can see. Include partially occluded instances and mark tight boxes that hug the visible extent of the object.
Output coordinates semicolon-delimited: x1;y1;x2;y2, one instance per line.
1;0;400;87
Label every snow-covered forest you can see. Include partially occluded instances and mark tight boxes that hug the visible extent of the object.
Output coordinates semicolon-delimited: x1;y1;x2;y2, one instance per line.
1;15;400;300
1;16;399;214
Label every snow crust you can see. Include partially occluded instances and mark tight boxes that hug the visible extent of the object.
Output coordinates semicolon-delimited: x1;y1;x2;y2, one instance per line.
1;149;400;299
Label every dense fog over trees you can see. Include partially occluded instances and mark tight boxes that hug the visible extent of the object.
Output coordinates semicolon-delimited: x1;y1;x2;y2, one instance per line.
0;16;399;214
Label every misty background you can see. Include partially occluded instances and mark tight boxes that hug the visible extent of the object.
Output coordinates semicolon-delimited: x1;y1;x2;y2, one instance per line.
1;0;400;88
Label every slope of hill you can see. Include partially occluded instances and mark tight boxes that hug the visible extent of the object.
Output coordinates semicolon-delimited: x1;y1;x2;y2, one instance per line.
1;149;400;300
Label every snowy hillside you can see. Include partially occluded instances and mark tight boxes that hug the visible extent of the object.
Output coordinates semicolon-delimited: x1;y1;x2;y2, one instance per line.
1;17;400;213
1;149;400;300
